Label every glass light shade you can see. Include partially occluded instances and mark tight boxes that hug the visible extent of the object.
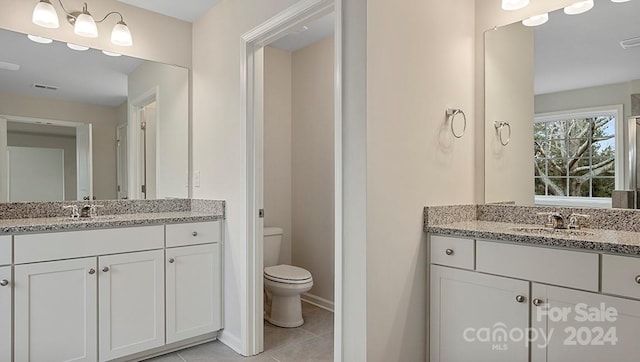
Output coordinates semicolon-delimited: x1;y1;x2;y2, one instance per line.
522;13;549;27
74;12;98;38
611;0;630;2
27;34;53;44
564;0;594;15
502;0;530;11
32;0;59;29
67;43;89;51
111;21;133;46
102;50;122;57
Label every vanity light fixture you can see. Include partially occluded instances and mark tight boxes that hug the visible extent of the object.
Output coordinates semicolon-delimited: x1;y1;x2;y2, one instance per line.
564;0;594;15
502;0;530;11
102;50;122;57
611;0;631;2
27;34;53;44
67;43;89;51
620;36;640;49
31;0;133;46
522;13;549;26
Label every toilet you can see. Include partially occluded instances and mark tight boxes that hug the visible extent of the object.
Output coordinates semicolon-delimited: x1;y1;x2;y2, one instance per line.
263;227;313;328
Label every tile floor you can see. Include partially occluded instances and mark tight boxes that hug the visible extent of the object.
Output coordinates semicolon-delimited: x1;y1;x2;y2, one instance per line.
146;302;334;362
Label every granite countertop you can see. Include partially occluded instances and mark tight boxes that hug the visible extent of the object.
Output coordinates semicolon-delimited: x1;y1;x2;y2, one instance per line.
427;220;640;256
0;211;223;234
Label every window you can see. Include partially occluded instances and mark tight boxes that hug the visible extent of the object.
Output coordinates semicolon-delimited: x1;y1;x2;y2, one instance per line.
534;106;623;208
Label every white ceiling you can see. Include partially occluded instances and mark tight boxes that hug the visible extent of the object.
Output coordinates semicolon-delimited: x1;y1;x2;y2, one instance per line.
535;0;640;95
270;13;335;52
116;0;222;22
0;28;144;107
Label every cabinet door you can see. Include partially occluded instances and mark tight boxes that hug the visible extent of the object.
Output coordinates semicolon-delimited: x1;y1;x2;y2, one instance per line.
532;284;640;362
430;265;529;362
98;250;165;361
14;257;97;362
0;266;11;362
166;243;221;343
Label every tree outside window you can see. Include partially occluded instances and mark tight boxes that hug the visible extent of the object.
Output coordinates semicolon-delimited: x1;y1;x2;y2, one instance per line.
534;115;615;199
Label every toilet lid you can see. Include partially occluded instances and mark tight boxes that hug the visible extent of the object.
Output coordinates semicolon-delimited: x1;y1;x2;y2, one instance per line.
264;265;312;283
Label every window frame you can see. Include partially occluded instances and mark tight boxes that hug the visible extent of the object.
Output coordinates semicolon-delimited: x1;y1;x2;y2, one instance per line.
533;104;624;208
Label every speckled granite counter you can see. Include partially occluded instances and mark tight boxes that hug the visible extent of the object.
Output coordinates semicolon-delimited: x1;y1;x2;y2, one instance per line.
0;199;224;234
424;204;640;256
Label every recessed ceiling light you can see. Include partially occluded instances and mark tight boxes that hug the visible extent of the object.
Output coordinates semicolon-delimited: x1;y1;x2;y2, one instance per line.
522;13;549;27
67;43;89;51
27;34;53;44
502;0;530;11
620;36;640;49
564;0;594;15
0;61;20;71
102;50;121;57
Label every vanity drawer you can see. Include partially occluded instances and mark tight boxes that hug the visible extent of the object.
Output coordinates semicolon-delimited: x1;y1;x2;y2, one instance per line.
14;226;164;264
0;236;11;266
602;254;640;300
430;235;474;270
166;221;221;247
476;240;599;291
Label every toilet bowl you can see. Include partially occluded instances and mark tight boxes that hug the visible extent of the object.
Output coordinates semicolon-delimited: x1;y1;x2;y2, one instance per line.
263;227;313;328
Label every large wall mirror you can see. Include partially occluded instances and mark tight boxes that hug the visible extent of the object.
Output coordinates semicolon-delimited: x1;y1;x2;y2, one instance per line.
485;0;640;208
0;28;188;202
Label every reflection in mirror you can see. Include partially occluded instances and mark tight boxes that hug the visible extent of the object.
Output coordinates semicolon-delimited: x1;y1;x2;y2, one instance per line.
485;0;640;208
0;27;188;202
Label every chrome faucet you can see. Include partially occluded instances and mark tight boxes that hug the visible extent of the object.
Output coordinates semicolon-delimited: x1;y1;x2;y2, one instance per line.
537;212;566;229
81;204;104;218
63;205;80;219
567;213;590;229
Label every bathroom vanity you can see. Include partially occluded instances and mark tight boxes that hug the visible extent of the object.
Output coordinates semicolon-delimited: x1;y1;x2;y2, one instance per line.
0;199;224;362
425;204;640;362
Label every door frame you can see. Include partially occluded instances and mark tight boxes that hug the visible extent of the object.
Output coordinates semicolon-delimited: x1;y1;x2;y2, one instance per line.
128;87;160;200
240;0;342;357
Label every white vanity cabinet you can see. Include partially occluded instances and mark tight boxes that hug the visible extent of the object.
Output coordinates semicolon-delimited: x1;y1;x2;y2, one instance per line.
14;257;98;362
166;243;222;343
429;234;640;362
430;265;529;362
98;250;165;361
0;265;12;362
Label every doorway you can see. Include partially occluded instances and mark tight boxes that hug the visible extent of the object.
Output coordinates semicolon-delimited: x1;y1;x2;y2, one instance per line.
129;89;159;200
241;0;342;358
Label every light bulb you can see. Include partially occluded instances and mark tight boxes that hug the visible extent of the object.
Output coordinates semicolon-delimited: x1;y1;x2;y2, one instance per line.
564;0;594;15
27;34;53;44
67;43;89;51
522;13;549;27
32;0;59;29
502;0;530;11
111;21;133;46
74;11;98;38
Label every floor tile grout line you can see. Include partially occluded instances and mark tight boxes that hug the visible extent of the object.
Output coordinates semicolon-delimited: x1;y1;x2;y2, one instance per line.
175;352;187;362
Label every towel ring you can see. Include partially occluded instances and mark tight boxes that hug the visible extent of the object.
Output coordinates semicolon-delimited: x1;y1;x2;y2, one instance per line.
446;108;466;139
494;121;511;146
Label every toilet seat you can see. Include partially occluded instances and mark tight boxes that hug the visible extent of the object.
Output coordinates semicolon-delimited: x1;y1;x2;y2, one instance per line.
264;264;312;284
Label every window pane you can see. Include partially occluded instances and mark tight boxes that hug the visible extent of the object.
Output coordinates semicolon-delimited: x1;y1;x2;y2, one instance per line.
535;178;546;196
566;118;591;139
592;155;615;177
535;159;547;176
594;117;615;137
568;178;590;197
548;178;567;196
567;158;590;177
568;138;590;159
534;123;547;140
592;178;614;198
547;120;566;140
534;141;548;158
548;139;568;159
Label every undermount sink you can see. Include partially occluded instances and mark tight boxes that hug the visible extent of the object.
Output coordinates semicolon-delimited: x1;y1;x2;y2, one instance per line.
508;226;595;237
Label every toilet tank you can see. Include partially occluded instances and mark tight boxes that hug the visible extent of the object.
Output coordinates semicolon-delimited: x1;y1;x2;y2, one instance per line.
264;227;283;267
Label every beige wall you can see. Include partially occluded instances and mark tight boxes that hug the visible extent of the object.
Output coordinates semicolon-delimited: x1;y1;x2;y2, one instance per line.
192;0;300;350
366;0;476;360
536;81;636;118
7;132;77;200
0;91;119;199
264;46;293;265
292;36;335;305
0;0;191;68
129;61;189;199
484;23;534;205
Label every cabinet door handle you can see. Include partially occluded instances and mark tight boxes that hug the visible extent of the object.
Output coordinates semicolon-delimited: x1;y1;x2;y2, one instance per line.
88;268;96;275
533;298;544;306
0;279;8;287
102;267;109;273
192;231;198;237
635;275;640;284
445;249;454;256
168;258;175;264
515;295;526;303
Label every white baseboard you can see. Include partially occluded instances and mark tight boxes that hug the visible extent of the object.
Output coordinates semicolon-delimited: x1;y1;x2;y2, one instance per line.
218;330;243;355
301;293;334;312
